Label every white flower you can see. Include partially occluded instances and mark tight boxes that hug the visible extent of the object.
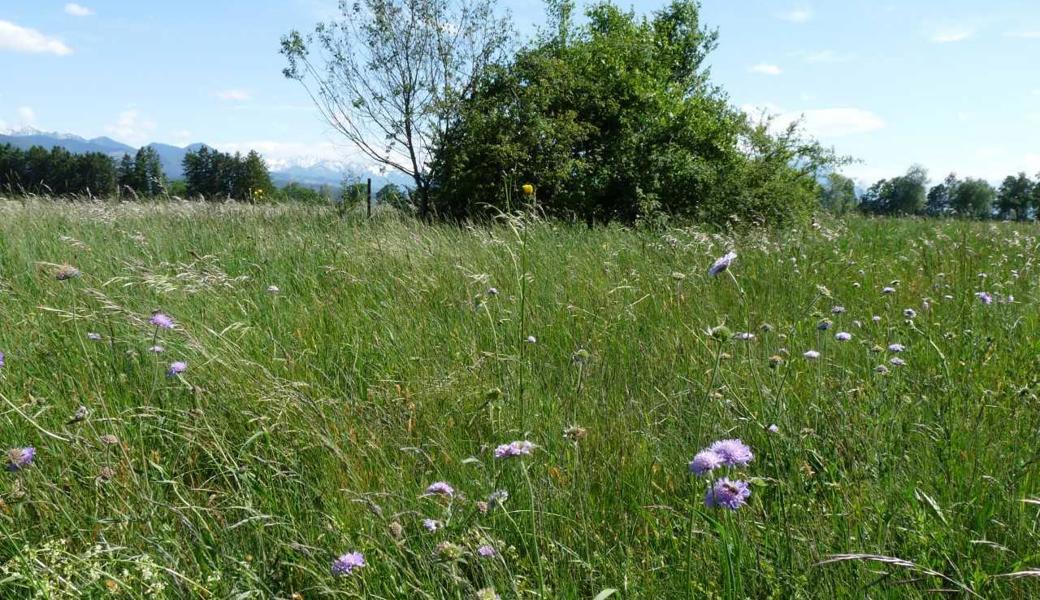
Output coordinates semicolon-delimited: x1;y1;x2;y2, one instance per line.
803;350;820;359
835;332;852;341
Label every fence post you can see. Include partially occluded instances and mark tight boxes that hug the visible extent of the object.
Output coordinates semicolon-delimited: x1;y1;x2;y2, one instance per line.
367;178;372;218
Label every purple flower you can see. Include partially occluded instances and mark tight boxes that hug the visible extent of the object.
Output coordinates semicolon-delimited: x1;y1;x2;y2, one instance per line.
424;481;455;497
767;424;779;433
803;350;820;359
149;312;174;329
0;351;4;369
494;440;534;459
708;439;753;467
834;332;852;341
422;518;441;532
487;489;509;508
887;343;905;353
87;332;102;341
689;450;725;476
167;361;187;377
477;544;497;557
831;306;846;314
889;357;906;367
148;345;165;353
735;332;755;341
708;251;737;276
704;478;751;510
975;291;993;305
903;308;917;319
6;447;35;471
331;551;365;576
817;319;832;331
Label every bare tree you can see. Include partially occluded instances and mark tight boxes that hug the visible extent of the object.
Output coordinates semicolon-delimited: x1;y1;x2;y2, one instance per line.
281;0;511;219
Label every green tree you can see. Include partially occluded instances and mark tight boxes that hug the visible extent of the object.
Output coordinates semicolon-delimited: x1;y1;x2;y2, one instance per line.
281;0;511;220
951;177;995;218
819;173;858;215
997;172;1033;220
239;150;273;201
926;173;958;217
860;165;928;216
376;183;414;213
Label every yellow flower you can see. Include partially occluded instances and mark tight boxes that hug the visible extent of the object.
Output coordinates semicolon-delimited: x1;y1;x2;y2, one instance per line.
521;183;534;196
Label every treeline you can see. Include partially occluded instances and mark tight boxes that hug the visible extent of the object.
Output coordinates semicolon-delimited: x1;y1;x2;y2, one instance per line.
821;167;1040;220
182;147;273;201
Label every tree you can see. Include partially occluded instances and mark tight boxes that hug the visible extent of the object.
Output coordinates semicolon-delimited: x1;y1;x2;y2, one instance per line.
431;0;834;226
926;173;958;216
182;146;273;201
376;183;415;213
281;0;511;220
997;172;1033;220
859;165;928;216
819;173;857;214
239;151;273;201
117;153;135;195
951;178;994;218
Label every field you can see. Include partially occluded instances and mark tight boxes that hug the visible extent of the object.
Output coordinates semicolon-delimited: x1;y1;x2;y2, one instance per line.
1;200;1040;599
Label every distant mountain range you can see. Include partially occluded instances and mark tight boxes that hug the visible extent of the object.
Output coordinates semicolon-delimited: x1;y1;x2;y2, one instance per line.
0;127;410;189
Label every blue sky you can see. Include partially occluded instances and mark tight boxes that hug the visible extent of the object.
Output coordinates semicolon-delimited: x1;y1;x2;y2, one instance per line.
1;0;1038;181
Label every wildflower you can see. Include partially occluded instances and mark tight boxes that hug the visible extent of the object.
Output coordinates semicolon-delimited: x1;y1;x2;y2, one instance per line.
331;552;365;576
564;425;587;442
835;332;852;341
735;332;755;341
477;544;497;557
487;489;509;508
487;287;499;296
817;319;832;331
388;521;404;540
96;466;115;483
803;350;820;359
149;312;174;329
494;440;534;459
148;345;165;353
69;405;88;423
889;357;906;367
167;361;187;377
903;308;917;318
767;424;779;433
831;306;846;314
266;285;280;294
874;365;890;375
0;351;4;369
708;251;737;276
476;501;489;514
871;315;881;323
975;291;993;304
525;335;537;344
55;264;81;280
709;325;733;341
887;343;905;353
6;447;35;471
435;541;464;560
689;450;725;476
521;183;535;196
768;355;784;368
87;332;102;341
704;478;751;510
882;286;895;294
424;481;455;497
476;587;501;600
422;518;441;532
707;439;753;467
100;434;119;446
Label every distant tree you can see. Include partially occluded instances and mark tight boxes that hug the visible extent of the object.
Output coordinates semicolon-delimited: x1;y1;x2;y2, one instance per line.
951;177;995;218
117;153;136;195
997;172;1034;220
183;146;273;201
819;173;857;214
75;152;118;197
860;165;928;215
239;150;273;201
376;183;415;213
925;173;958;216
280;0;512;219
279;182;327;203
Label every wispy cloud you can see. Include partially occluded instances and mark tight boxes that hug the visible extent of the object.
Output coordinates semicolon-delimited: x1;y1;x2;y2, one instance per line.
743;103;886;138
105;109;156;145
216;89;252;102
0;20;72;55
64;3;94;17
779;6;813;23
1004;30;1040;39
750;63;783;76
929;25;974;43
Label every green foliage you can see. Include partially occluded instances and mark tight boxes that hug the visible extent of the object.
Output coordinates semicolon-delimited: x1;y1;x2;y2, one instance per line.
951;177;995;218
375;183;415;214
0;143;118;197
182;147;273;201
3;204;1040;598
860;165;928;215
997;172;1034;220
818;172;858;215
117;147;166;197
925;172;958;217
430;0;834;227
276;182;335;204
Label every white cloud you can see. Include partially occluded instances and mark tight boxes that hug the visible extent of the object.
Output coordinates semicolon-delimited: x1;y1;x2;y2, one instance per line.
216;89;252;102
213;139;377;172
64;3;94;16
17;106;36;124
0;20;72;55
779;6;813;23
105;109;157;145
1005;31;1040;39
750;63;783;76
743;103;885;138
930;26;974;43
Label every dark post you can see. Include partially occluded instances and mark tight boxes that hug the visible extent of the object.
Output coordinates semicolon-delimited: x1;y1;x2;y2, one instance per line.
366;178;372;218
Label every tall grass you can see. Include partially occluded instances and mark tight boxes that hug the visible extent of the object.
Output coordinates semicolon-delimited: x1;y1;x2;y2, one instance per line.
1;199;1039;598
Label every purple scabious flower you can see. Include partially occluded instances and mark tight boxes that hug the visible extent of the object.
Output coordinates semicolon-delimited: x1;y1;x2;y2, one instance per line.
708;439;753;467
87;332;102;341
735;332;755;341
975;291;993;304
817;319;833;331
767;424;779;433
167;361;187;377
903;308;917;318
331;551;365;576
704;478;751;510
6;447;35;471
834;332;852;341
487;489;509;508
149;312;174;329
422;518;441;532
477;544;497;557
708;251;737;276
831;306;846;314
882;286;896;294
803;350;820;359
887;343;905;353
889;357;906;366
424;481;455;497
689;450;725;476
494;440;534;459
148;345;165;353
0;351;4;369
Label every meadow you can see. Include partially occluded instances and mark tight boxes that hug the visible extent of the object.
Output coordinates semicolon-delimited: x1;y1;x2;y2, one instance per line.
1;199;1039;599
